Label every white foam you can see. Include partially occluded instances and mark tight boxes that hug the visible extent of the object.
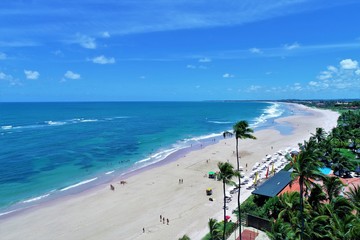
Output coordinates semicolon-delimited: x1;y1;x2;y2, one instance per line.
60;177;98;192
185;132;221;142
105;171;114;175
208;121;232;124
45;121;66;126
22;193;50;203
136;147;181;165
0;209;18;217
252;103;284;127
80;119;98;123
1;125;12;130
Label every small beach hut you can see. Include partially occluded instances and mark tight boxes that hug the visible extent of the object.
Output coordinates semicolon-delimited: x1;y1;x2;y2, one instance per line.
208;171;215;179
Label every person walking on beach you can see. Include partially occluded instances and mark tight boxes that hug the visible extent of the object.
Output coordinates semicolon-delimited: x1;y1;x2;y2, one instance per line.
160;215;162;222
143;227;145;233
163;217;165;224
167;218;169;225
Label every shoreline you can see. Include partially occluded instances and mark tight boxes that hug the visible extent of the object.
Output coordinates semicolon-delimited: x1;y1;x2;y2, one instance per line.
0;102;288;219
0;103;340;240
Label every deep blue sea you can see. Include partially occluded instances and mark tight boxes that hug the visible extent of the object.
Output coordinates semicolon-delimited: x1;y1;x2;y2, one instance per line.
0;101;290;216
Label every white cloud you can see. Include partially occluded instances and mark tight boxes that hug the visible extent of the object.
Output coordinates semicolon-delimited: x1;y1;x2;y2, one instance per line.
0;72;8;80
24;70;40;80
310;58;360;91
291;83;302;91
0;71;20;85
223;73;234;78
52;50;64;57
198;57;211;63
64;70;81;80
317;70;332;80
249;48;262;54
327;65;337;72
90;55;115;64
101;31;110;38
76;33;96;49
340;59;358;69
284;42;300;50
247;85;262;92
0;52;6;60
186;64;207;69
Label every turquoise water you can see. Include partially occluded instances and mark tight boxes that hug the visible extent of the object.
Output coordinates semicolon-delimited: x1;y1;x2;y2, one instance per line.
0;101;290;215
319;167;332;175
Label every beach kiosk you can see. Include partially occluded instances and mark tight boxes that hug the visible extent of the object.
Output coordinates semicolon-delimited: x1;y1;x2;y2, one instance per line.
206;188;213;196
208;171;215;179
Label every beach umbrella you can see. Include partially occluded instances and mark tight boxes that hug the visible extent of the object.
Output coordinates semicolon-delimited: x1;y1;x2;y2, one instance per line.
271;162;275;175
253;172;258;185
225;215;231;222
291;150;299;155
266;166;269;178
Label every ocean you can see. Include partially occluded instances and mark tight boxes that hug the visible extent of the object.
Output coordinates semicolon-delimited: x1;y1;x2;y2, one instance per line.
0;101;290;216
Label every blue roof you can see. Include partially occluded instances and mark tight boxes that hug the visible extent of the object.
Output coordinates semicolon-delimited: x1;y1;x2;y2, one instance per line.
252;171;292;197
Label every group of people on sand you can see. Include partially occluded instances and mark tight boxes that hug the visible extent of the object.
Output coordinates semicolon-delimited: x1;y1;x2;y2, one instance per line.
160;215;170;225
178;178;184;184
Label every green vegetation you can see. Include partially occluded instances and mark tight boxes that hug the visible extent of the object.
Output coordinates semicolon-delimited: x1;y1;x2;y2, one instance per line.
178;235;191;240
237;109;360;239
198;107;360;240
283;100;360;112
202;219;237;240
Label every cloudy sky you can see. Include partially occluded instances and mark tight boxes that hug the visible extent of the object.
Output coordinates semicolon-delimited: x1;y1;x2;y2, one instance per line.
1;0;360;101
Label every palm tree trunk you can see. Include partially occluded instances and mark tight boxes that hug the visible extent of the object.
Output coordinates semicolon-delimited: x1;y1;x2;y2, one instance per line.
299;176;304;240
223;180;227;240
236;138;242;240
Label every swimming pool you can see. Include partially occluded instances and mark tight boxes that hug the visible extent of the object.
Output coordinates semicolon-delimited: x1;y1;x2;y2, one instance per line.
319;167;332;175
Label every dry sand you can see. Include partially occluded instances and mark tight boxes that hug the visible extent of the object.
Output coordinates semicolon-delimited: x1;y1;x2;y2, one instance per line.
0;103;339;240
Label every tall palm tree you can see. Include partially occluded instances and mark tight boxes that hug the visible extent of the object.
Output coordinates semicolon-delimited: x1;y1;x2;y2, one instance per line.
208;218;222;240
346;184;360;216
217;161;237;240
311;127;327;143
322;176;344;202
224;120;256;240
291;139;323;240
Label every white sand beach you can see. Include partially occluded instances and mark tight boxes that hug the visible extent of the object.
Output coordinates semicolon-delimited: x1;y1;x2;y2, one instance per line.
0;103;340;240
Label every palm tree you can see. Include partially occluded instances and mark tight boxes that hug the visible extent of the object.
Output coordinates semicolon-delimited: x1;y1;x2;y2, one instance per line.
322;176;344;202
178;235;191;240
346;184;360;215
308;183;326;212
208;218;222;240
291;139;323;240
224;120;256;240
311;127;327;143
217;161;237;240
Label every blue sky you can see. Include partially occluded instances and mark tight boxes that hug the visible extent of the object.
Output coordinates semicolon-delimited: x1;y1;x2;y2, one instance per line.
1;0;360;101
